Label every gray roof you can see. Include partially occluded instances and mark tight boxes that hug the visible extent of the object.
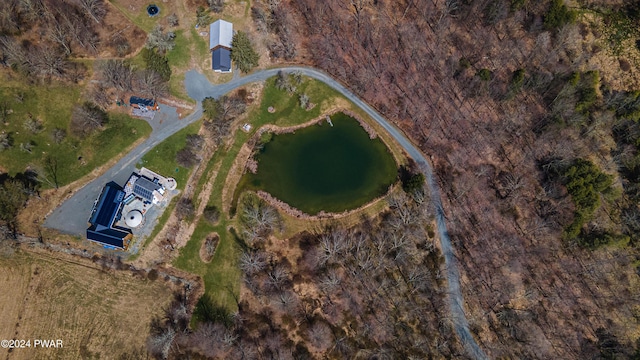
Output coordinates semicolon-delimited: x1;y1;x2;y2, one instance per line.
210;19;233;50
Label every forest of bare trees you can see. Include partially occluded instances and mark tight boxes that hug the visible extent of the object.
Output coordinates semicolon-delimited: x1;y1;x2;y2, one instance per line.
148;187;463;359
243;0;640;358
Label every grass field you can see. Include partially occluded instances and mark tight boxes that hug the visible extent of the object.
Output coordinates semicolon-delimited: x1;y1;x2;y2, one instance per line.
172;76;363;310
138;120;202;190
0;249;173;359
108;0;168;33
0;73;152;187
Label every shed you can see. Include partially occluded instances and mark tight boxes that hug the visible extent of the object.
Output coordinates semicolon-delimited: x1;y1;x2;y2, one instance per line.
129;96;159;111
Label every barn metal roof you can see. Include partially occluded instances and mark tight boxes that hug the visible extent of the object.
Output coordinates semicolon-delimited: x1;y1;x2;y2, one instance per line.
210;19;233;50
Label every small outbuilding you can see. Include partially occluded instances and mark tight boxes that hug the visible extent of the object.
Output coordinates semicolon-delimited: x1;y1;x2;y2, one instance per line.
210;19;233;73
129;96;159;111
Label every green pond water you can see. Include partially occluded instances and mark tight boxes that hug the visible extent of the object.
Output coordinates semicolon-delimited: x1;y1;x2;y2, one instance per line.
239;113;397;215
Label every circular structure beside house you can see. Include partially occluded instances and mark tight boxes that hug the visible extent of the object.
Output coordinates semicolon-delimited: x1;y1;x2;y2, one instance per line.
165;178;177;190
125;210;143;228
147;4;159;17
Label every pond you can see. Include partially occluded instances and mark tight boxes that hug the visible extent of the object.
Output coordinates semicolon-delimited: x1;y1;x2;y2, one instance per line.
239;113;397;215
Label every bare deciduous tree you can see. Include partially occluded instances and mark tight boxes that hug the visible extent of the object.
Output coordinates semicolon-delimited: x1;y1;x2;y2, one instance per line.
78;0;106;24
240;250;267;275
175;197;195;220
70;101;108;136
136;69;168;99
100;60;133;91
147;326;175;360
145;25;176;53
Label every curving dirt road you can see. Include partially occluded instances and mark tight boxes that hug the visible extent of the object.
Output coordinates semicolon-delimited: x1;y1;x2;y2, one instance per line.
45;67;487;359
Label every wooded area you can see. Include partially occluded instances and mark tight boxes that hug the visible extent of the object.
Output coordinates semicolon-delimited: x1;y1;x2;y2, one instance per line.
250;0;640;358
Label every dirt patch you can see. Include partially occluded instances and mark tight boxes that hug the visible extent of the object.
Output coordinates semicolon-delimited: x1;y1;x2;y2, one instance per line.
0;248;174;360
199;232;219;263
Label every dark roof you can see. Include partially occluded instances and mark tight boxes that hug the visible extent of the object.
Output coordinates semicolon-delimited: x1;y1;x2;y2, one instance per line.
133;176;161;202
212;48;231;72
129;96;156;107
87;227;131;248
89;182;125;230
87;181;131;249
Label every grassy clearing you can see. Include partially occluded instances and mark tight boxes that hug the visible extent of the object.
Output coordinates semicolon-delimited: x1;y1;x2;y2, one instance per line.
0;249;173;359
0;76;151;187
254;76;344;126
192;28;210;59
138;120;202;190
167;30;190;68
174;219;241;311
108;0;166;33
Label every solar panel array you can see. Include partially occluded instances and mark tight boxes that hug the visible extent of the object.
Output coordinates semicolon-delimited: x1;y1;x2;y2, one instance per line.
134;183;154;201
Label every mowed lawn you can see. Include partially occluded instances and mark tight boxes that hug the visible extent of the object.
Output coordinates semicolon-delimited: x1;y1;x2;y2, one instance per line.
172;76;349;311
0;73;151;187
0;249;173;359
138;120;202;190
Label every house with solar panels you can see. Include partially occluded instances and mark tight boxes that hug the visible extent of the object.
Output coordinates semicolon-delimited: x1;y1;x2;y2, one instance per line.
126;172;165;205
210;19;233;73
86;182;133;250
86;168;177;250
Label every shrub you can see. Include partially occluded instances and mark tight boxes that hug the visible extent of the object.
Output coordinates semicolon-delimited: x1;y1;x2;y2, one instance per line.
203;205;220;224
399;165;425;194
193;294;233;326
147;269;159;281
70;102;108;136
196;6;212;28
459;57;471;69
478;68;492;81
561;158;613;241
543;0;576;30
511;69;525;87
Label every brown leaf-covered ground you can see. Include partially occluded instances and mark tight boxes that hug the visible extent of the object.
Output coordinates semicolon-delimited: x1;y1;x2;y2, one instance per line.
259;0;640;358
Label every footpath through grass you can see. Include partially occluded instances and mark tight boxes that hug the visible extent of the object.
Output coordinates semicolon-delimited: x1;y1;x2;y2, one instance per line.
0;74;151;187
172;76;349;310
